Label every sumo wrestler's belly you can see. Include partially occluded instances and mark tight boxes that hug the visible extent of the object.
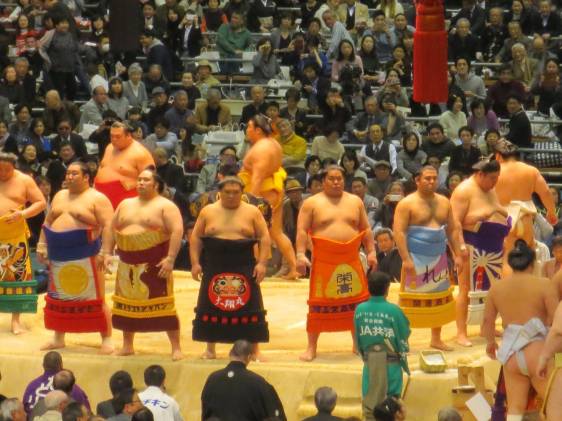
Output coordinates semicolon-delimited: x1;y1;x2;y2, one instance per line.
50;212;98;232
95;164;138;188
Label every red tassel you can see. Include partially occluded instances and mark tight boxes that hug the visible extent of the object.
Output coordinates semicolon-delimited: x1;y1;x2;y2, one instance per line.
413;0;448;103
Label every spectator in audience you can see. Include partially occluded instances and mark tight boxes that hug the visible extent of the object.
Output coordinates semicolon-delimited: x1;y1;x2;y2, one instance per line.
385;45;411;87
437;407;462;421
487;65;528;118
42;90;80;135
281;178;305;254
252;37;281;84
87;109;120;158
321;88;352;138
79;84;109;132
480;7;508;62
240;86;267;125
296;35;330;79
367;160;393;202
337;0;368;35
35;390;68;421
61;402;88;421
96;371;134;419
164;90;192;135
544;235;562;277
532;58;561;115
270;12;295;65
340;150;368;192
302;387;342;421
216;11;251;75
352;177;379;228
506;0;536;36
448;126;481;176
179;72;200;111
374;180;404;229
450;0;486;37
307;172;324;195
24;117;52;162
359;123;397;175
376;70;409;108
247;0;276;32
421;123;455;161
107;77;130;121
138;365;183;421
51;119;86;159
454;57;486;107
0;95;12;125
201;0;227;32
142;1;166;38
147;87;171;132
300;62;331;114
14;57;36;105
322;10;353;59
301;0;321;29
122;63;149;110
311;126;345;162
8;103;31;148
46;140;77;194
373;397;406;421
194;60;220;97
496;20;531;63
467;98;500;138
31;370;89;420
131;408;154;421
347;96;384;144
533;0;561;39
177;13;202;58
280;88;308;137
314;0;338;33
358;35;380;82
379;94;406;142
194;88;232;133
195;145;237;193
439;94;468;141
365;11;396;64
397;132;427;181
375;228;402;282
144;64;171;98
278;118;307;169
505;94;533;148
0;398;26;421
448;18;480;62
139;28;174;81
529;34;556;70
201;340;286;421
142;118;178;156
107;388;144;421
510;42;540;89
17;144;43;177
438;171;464;197
0;65;24;104
477;128;500;155
331;39;363;83
154;147;185;192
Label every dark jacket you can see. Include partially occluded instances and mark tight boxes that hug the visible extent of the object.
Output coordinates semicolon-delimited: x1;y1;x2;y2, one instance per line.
448;33;480;62
378;248;402;283
448;145;482;176
450;5;486;36
506;109;532;148
178;26;203;57
51;133;87;159
240;102;267;125
146;41;175;81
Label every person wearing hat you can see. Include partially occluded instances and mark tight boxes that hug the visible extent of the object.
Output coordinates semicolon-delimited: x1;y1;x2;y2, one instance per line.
146;86;171;132
451;157;509;347
367;160;392;203
281;178;305;252
195;60;220;91
190;176;271;359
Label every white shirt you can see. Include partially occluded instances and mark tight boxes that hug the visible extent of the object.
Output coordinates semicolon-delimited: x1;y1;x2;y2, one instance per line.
139;386;183;421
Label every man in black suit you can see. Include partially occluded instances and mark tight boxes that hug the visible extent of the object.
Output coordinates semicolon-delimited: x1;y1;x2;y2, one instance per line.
302;387;343;421
375;228;402;283
505;95;532;148
51;119;87;160
533;0;562;38
178;14;202;58
240;86;267;125
141;1;167;38
450;0;487;37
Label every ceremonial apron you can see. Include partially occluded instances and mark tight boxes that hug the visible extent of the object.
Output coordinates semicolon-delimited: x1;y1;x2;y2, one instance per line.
0;215;37;313
193;237;269;343
399;226;455;328
43;227;107;332
307;232;369;333
94;179;137;210
112;230;179;332
464;220;510;325
238;167;287;209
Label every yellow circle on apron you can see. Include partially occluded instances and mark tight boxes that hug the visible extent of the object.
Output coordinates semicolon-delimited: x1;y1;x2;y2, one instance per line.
58;264;89;295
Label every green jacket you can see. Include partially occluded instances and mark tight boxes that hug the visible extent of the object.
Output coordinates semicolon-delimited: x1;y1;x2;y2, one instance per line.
216;23;251;56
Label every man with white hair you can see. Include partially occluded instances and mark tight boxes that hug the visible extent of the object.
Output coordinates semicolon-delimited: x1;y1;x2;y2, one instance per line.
322;10;352;58
0;398;26;421
303;387;343;421
34;391;68;421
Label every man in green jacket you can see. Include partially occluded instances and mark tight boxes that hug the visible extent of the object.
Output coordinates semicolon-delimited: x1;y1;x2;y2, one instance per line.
354;271;410;421
216;11;251;75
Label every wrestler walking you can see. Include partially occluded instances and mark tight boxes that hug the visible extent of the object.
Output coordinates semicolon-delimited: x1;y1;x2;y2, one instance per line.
0;153;46;334
190;177;271;360
451;159;508;347
109;168;184;360
296;166;376;362
38;162;113;353
393;166;463;351
483;240;558;421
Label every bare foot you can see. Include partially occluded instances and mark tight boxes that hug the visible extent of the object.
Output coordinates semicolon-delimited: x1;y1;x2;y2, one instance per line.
281;270;300;280
200;350;216;360
40;340;66;351
99;340;114;355
430;340;454;351
299;348;316;362
456;336;473;347
115;348;135;356
11;320;27;335
172;350;184;361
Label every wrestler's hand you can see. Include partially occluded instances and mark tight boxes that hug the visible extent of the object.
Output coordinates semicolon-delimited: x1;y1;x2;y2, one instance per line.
156;256;174;278
103;254;113;273
5;209;24;223
253;262;266;283
191;263;203;282
37;246;49;265
403;258;415;277
296;253;311;276
537;354;549;379
547;211;558;226
367;251;377;271
454;255;464;274
486;341;498;360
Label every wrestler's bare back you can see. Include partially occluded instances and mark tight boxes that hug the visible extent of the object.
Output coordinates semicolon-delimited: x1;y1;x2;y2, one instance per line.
96;142;154;187
489;274;557;328
242;138;283;176
453;177;505;228
496;161;541;205
0;170;36;215
199;200;261;240
397;192;450;228
114;196;174;235
302;192;364;241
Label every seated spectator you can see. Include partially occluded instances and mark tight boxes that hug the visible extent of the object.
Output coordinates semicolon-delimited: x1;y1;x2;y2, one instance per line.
304;155;321;185
96;371;134;419
358;35;381;82
281;178;305;258
315;0;338;34
337;0;368;36
421;123;456;162
454;57;486;108
12;117;51;162
107;389;144;421
477;128;501;155
439;94;467;141
379;94;406;142
50;119;86;159
531;58;561;115
139;365;183;421
505;95;532;148
374;180;404;229
265;101;281;138
278;118;307;169
347;96;385;144
251;37;281;84
17;144;43;177
320;88;352;136
385;45;411;87
376;69;409;108
450;0;486;37
122;63;149;110
448;18;479;62
425;154;447;188
240;86;267;125
331;39;363;83
467;98;500;138
195;145;237;193
480;7;508;62
42;90;80;136
246;0;276;33
486;65;528;118
46;141;77;194
340;150;368;192
88;110;119;158
529;34;555;71
216;11;251;75
302;387;342;421
194;89;231;133
307;173;324;195
322;10;353;59
496;20;531;63
164;90;192;135
179;72;201;110
79;85;109;132
437;407;462;421
375;228;402;282
506;0;536;36
367;160;393;202
358;123;397;175
0;398;26;421
397;132;427;181
8;103;31;149
366;10;396;63
311;126;345;162
280;88;308;137
270;12;295;65
510;43;540;89
142;1;166;38
107;77;130;121
139;29;174;81
61;402;89;421
448;126;482;176
351;177;379;229
131;408;154;421
438;171;464;197
301;0;321;29
142;118;178;157
533;0;561;39
373;397;407;421
201;0;227;32
300;62;331;114
147;87;171;132
154;147;185;191
296;35;330;79
14;57;36;105
35;390;68;421
144;64;171;96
